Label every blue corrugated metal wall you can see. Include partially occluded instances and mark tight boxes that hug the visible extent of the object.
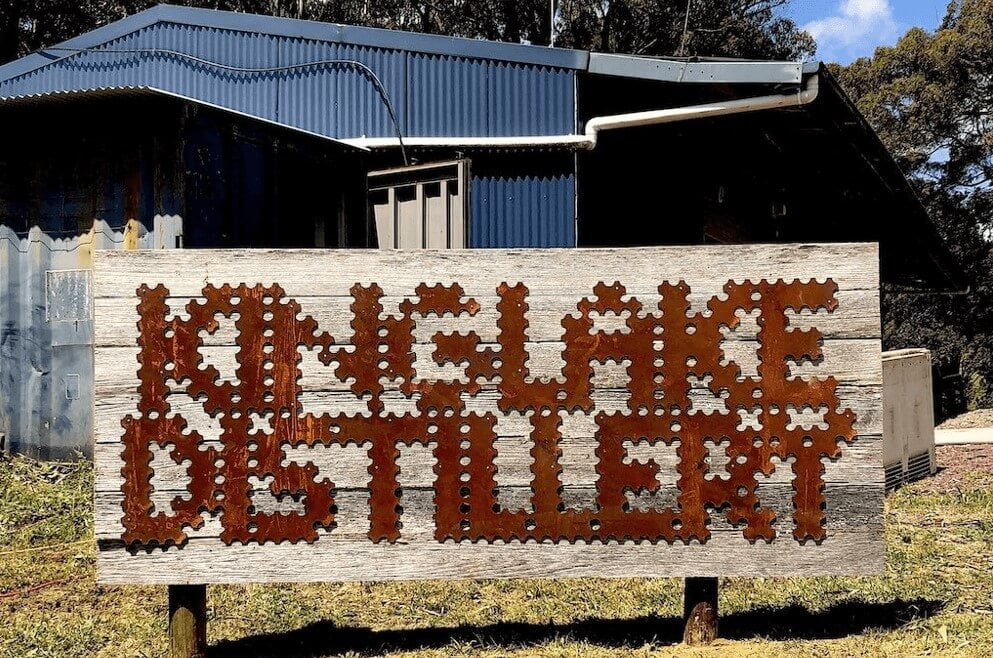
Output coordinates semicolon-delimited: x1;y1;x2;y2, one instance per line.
471;169;575;248
406;54;574;136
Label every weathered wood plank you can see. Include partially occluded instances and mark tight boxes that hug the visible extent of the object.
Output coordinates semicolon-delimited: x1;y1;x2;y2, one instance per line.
94;244;883;584
94;529;886;584
91;339;885;389
92;244;882;299
93;385;885;440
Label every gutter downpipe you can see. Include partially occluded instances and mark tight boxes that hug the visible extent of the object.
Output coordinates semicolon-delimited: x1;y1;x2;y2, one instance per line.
342;74;819;150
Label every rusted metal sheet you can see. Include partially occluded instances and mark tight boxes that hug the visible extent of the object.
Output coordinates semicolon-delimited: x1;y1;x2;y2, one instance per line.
0;217;182;459
94;245;884;583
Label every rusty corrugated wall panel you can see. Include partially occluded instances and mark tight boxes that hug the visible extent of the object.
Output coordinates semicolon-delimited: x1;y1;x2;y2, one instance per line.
0;218;183;459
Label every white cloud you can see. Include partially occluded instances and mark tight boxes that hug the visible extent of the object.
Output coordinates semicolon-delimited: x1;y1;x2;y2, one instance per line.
803;0;899;63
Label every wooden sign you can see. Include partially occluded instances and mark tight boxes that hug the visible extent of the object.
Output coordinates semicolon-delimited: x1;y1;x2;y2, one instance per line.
93;245;883;584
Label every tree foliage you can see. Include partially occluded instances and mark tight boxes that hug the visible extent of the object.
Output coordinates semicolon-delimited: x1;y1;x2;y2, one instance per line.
555;0;812;60
0;0;814;65
838;0;993;414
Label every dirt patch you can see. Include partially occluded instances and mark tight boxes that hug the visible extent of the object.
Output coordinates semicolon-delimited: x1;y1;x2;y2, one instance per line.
914;444;993;494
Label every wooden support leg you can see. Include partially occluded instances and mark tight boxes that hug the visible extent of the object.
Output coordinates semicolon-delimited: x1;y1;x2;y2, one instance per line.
682;577;718;645
169;584;207;658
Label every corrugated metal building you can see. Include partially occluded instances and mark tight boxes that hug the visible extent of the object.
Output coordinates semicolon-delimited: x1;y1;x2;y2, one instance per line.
0;5;584;248
0;4;961;458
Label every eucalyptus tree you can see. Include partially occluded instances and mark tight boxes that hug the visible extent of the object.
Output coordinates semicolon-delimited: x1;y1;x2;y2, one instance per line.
840;0;993;411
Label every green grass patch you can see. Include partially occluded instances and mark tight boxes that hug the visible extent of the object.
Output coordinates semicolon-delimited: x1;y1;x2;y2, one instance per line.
1;455;991;657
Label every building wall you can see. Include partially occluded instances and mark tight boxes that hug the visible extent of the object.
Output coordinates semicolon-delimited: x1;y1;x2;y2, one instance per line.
469;153;575;248
179;103;369;248
0;98;185;236
0;99;183;458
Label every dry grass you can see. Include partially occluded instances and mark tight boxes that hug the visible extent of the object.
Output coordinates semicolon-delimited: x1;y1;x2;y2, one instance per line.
1;454;991;657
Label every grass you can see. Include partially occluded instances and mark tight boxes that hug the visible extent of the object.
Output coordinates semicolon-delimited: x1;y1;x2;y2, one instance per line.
1;456;991;657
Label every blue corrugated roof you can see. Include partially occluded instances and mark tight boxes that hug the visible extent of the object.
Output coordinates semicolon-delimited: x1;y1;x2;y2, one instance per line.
0;4;584;140
0;4;589;83
0;4;823;143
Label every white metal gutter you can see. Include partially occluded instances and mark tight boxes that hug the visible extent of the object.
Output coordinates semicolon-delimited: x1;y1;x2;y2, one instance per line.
343;74;819;150
587;53;806;84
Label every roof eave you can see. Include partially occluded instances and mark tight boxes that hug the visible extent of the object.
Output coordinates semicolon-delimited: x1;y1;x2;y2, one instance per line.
0;86;368;152
816;69;967;292
0;5;170;82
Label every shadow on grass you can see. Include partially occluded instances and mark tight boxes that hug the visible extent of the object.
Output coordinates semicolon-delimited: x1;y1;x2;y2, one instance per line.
210;598;943;657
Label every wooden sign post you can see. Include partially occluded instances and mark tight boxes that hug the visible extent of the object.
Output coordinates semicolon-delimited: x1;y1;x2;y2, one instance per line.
93;245;883;653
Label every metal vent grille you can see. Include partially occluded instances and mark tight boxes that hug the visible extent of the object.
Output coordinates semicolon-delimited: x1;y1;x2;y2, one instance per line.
906;451;935;483
884;463;904;491
885;450;937;491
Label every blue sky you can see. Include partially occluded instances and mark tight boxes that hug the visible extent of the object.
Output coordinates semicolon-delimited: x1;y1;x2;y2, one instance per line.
780;0;949;64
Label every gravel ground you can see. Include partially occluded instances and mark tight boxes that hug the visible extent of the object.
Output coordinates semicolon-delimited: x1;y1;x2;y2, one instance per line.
926;409;993;493
937;408;993;429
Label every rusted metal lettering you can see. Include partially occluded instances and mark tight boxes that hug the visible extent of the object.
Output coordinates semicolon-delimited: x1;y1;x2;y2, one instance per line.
120;279;856;548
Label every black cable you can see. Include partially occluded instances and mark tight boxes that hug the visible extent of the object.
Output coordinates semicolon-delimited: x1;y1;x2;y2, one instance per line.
41;45;410;165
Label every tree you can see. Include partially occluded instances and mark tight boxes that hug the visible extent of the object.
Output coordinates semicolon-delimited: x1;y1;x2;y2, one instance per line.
0;0;814;65
555;0;813;60
838;0;993;412
0;0;135;64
